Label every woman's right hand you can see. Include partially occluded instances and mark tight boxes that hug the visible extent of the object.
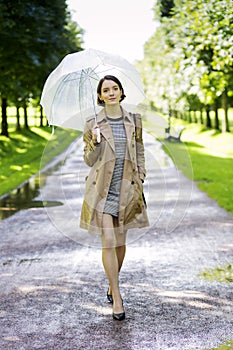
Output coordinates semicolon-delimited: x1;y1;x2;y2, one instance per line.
91;125;101;144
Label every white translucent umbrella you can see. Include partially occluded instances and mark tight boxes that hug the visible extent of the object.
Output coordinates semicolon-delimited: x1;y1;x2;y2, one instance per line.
40;48;145;131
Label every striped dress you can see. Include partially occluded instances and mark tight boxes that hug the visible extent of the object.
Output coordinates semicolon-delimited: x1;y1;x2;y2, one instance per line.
104;116;127;217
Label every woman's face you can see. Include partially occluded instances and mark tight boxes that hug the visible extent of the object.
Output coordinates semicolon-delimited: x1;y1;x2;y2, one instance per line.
98;79;122;106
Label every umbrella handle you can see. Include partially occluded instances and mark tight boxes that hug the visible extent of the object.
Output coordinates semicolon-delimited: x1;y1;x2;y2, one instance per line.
96;128;101;143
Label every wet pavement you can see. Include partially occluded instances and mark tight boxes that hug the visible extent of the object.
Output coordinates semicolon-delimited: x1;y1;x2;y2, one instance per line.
0;132;232;350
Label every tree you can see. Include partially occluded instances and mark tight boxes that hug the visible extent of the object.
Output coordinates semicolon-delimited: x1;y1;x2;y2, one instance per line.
140;0;233;132
0;0;83;136
172;0;233;131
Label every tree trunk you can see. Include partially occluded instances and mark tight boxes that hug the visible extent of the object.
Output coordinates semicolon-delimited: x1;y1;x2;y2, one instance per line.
194;110;198;123
40;106;44;127
188;110;192;123
222;90;230;132
1;97;9;137
200;109;204;124
182;112;187;121
214;101;219;131
205;106;212;128
23;102;29;129
16;106;21;131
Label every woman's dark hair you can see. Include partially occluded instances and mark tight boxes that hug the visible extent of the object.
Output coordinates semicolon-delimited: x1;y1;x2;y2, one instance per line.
97;75;126;105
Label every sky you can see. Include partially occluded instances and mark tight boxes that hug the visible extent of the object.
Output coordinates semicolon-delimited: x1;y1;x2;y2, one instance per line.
66;0;156;63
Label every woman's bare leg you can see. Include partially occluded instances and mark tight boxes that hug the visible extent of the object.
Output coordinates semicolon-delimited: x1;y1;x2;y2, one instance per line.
115;230;127;272
102;214;124;314
108;227;127;296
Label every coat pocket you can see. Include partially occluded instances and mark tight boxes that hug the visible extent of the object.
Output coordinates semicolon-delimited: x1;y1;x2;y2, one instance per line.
124;179;144;224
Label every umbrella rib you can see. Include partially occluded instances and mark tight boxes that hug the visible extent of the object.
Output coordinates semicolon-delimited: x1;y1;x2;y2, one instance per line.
50;74;72;124
86;68;98;121
78;68;98;123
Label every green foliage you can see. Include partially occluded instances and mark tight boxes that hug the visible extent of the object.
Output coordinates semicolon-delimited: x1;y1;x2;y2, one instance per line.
155;0;175;18
140;0;233;128
0;0;83;137
0;0;83;102
199;264;233;283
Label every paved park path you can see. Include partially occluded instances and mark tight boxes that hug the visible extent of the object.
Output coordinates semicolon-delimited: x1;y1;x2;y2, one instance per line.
0;132;232;350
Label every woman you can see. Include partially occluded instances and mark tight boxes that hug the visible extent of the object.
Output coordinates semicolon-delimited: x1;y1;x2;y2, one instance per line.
80;75;149;320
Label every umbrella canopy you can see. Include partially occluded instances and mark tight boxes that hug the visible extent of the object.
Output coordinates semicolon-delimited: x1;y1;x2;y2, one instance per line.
40;48;145;131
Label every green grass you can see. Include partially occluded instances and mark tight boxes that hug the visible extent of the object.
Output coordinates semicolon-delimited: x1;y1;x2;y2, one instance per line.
0;124;80;197
205;340;233;350
198;264;233;283
159;120;233;216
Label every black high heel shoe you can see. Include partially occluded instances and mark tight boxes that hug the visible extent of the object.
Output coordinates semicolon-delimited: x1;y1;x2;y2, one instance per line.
112;299;125;321
112;311;125;321
107;288;113;304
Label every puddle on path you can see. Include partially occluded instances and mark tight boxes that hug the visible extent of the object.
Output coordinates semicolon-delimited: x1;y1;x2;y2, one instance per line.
0;174;63;220
0;141;80;221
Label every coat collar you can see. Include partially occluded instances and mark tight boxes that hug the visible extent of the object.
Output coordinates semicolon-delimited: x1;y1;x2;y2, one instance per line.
96;107;134;125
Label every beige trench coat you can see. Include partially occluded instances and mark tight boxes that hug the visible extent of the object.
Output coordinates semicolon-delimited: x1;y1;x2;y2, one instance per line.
80;107;149;235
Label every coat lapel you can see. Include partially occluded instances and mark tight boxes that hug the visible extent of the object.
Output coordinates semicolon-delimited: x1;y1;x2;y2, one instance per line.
96;108;135;154
123;111;135;162
123;111;135;144
97;109;115;152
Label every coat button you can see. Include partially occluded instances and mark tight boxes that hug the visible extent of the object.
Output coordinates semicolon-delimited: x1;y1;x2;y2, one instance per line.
131;181;135;185
93;181;96;185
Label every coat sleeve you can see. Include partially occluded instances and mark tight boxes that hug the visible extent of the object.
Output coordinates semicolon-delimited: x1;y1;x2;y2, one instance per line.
83;121;101;167
135;114;146;182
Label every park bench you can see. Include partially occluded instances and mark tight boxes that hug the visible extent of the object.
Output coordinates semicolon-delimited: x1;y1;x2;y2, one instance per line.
165;125;185;142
